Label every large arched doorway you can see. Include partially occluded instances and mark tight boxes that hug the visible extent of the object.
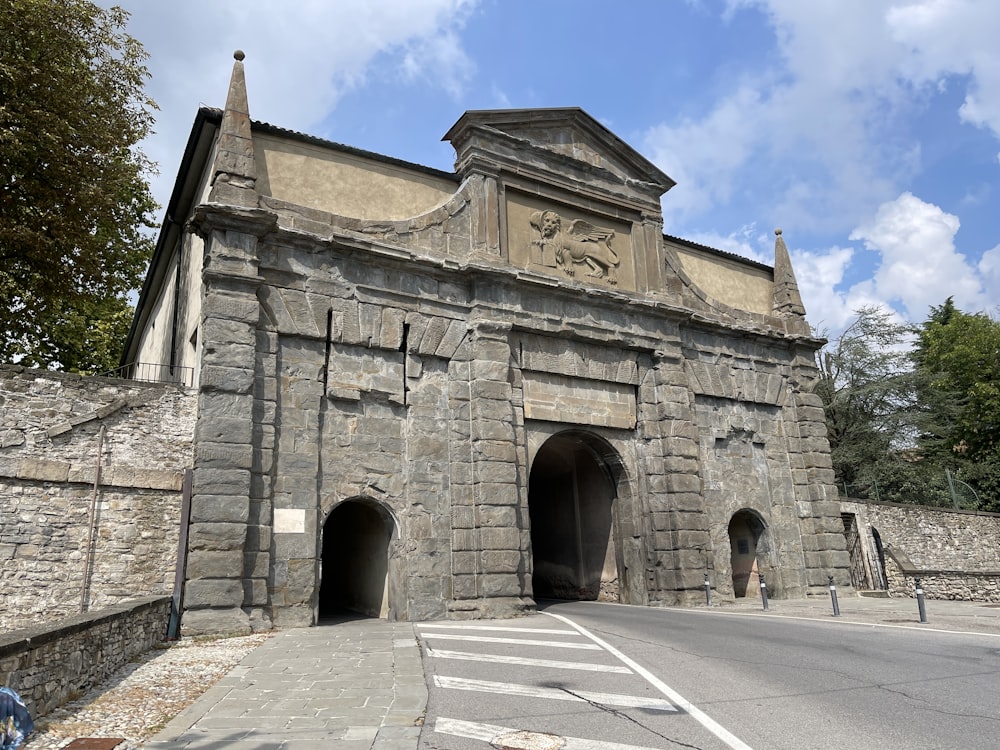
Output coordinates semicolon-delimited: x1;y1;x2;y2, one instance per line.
728;510;767;598
528;432;619;601
319;499;392;619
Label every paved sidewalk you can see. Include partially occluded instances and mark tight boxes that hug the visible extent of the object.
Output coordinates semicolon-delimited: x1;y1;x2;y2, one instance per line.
138;596;999;750
141;618;426;750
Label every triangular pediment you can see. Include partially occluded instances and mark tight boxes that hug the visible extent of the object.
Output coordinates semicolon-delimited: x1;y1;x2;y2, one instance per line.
443;108;675;195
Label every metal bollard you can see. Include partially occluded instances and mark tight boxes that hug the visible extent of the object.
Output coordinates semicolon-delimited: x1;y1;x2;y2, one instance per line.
759;574;769;611
915;577;928;623
828;575;841;617
704;572;712;606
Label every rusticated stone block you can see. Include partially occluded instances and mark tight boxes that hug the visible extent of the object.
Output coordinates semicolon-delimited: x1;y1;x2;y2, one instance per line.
190;494;250;524
187;522;247;551
184;577;244;608
180;607;250;637
186;549;243;579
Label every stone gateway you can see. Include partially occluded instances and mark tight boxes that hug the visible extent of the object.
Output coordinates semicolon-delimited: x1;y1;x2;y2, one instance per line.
123;53;850;635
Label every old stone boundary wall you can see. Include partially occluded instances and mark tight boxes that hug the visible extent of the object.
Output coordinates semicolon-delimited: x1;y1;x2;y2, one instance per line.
841;499;1000;601
0;596;171;717
0;366;196;632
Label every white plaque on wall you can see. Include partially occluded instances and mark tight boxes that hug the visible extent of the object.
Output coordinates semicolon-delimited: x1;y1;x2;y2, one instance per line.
274;508;306;534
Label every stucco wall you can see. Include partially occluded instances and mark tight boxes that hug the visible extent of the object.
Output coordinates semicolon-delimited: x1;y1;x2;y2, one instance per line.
672;241;774;315
255;133;457;220
0;367;196;631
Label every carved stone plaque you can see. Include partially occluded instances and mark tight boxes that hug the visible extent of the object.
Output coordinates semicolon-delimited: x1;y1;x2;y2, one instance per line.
506;193;634;290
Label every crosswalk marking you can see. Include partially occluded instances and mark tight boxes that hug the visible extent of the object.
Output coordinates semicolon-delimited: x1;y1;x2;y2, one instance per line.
417;633;600;649
425;647;633;673
433;675;677;712
546;612;755;750
435;717;665;750
416;623;575;635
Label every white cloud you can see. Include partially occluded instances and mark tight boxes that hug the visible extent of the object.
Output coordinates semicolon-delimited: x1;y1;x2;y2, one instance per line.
644;86;765;218
888;0;1000;145
110;0;479;211
978;245;1000;311
645;0;1000;235
791;245;859;335
849;192;986;320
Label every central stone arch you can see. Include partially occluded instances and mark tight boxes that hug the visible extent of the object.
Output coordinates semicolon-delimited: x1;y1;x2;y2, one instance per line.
527;431;626;602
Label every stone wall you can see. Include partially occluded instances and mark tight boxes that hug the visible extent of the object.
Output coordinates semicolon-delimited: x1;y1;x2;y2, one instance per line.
840;499;1000;601
0;596;171;717
0;366;196;631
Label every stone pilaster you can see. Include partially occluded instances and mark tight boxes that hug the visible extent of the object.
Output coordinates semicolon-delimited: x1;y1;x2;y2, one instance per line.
637;343;712;604
448;320;529;617
182;206;274;636
787;347;852;591
403;355;453;621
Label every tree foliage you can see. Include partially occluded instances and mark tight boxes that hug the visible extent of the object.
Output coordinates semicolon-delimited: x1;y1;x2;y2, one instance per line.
816;307;922;498
915;298;1000;462
0;0;156;372
818;301;1000;512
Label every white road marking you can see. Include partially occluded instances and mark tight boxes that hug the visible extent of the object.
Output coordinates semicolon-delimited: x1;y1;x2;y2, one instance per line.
433;675;676;711
545;611;755;750
416;623;575;635
425;647;633;673
417;633;600;649
435;717;665;750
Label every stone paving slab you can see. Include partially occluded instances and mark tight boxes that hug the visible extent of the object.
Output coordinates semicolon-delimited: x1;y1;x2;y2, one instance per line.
140;619;425;750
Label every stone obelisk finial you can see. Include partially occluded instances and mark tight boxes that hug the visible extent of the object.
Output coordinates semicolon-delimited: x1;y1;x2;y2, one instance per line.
772;228;807;317
209;50;257;207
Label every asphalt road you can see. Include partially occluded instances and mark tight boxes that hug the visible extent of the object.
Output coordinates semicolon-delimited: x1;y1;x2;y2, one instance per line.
416;600;1000;750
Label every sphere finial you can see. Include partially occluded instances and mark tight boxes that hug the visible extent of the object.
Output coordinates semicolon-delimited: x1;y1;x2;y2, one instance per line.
234;50;245;61
775;227;783;236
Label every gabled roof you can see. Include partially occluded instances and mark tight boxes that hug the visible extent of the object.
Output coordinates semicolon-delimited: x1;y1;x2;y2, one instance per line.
443;107;675;193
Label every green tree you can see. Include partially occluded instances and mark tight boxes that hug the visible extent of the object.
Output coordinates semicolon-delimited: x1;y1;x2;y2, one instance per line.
0;0;156;372
816;306;920;498
913;299;1000;511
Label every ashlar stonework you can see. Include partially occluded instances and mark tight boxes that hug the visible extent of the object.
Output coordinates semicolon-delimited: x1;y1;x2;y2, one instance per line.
122;53;850;635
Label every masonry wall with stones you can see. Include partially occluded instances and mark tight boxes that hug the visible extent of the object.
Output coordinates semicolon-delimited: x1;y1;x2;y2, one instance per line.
840;499;1000;601
128;58;852;635
0;596;171;717
0;366;196;631
179;195;850;634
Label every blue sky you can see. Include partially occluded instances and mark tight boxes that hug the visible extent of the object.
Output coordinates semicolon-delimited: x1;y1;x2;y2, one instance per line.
111;0;1000;336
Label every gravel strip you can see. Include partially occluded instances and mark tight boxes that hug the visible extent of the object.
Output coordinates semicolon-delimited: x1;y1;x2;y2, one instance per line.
26;633;271;750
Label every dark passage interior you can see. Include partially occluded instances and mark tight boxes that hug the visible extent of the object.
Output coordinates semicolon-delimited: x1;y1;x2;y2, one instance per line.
528;433;618;601
319;500;391;619
728;510;765;598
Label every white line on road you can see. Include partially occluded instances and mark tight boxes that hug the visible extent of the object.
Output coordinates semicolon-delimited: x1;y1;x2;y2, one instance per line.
435;717;665;750
433;675;676;711
416;623;575;635
417;633;600;649
425;647;633;673
544;611;755;750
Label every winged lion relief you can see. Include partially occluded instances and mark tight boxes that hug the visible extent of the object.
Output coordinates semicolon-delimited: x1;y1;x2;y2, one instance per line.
529;210;620;285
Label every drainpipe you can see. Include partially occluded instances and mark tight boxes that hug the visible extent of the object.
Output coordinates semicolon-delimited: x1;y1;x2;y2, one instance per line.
167;468;194;639
80;425;106;613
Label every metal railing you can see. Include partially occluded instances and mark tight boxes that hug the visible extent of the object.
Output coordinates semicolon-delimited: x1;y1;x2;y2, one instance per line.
100;361;194;387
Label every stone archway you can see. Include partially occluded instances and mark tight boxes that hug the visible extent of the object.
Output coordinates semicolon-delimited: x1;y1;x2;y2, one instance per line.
528;432;620;601
319;499;392;619
728;510;767;598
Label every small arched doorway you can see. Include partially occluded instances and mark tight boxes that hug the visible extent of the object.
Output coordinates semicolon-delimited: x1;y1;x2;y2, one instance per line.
728;510;766;598
319;499;392;619
528;432;620;601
